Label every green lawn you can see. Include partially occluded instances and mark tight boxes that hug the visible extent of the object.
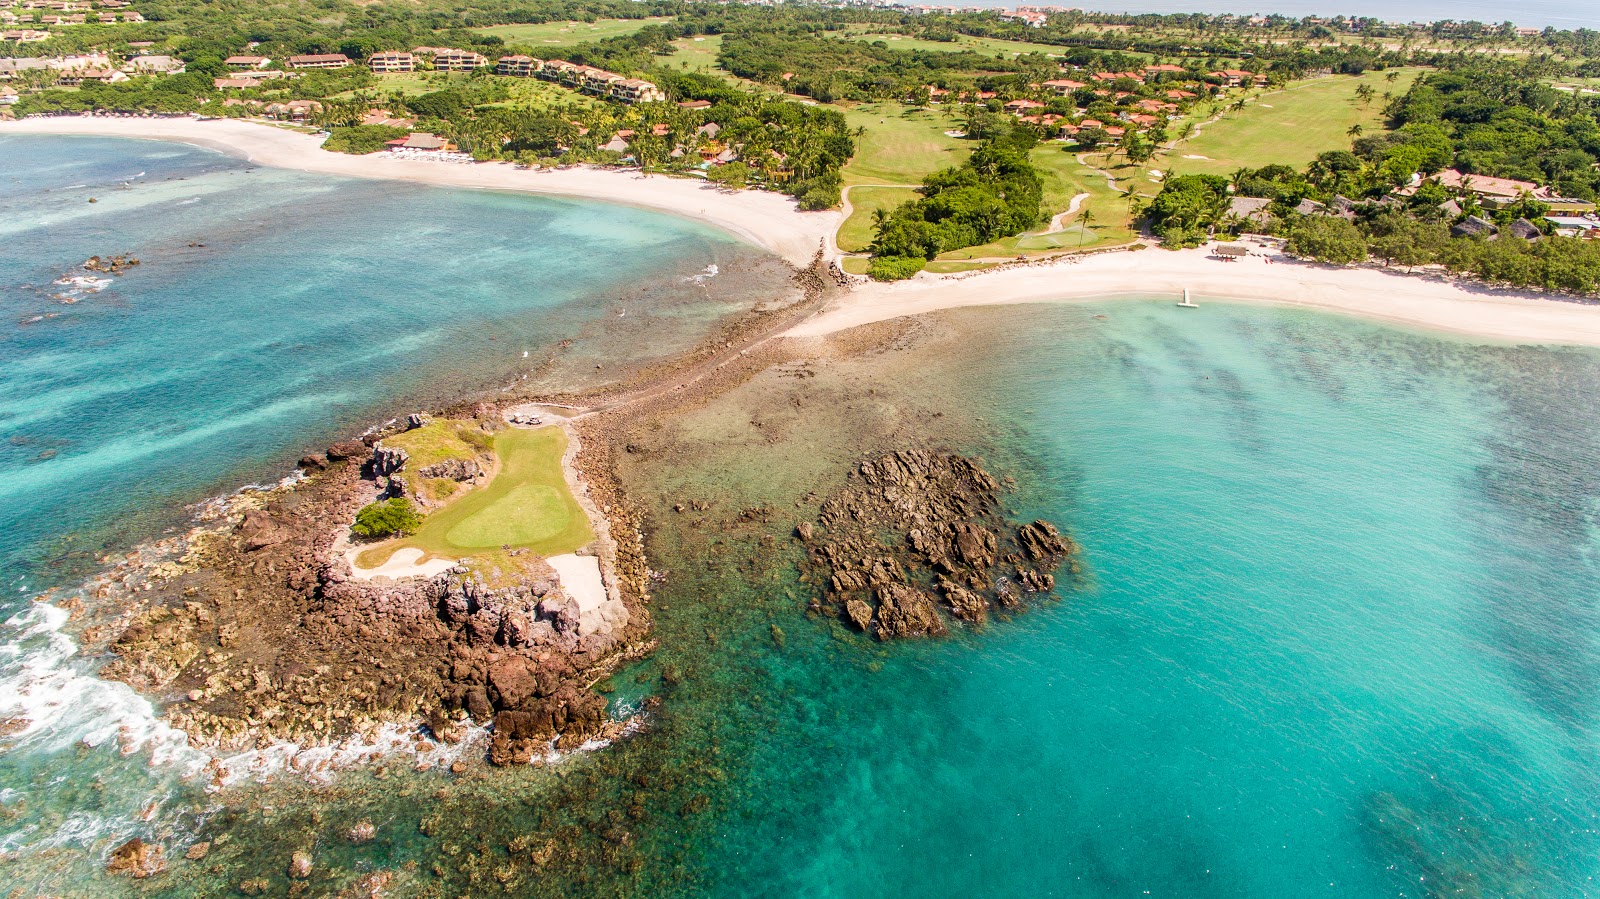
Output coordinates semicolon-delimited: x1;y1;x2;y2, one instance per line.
839;102;968;187
834;29;1071;58
1155;69;1423;180
838;185;918;252
358;426;593;568
336;72;597;110
667;34;725;74
473;17;673;49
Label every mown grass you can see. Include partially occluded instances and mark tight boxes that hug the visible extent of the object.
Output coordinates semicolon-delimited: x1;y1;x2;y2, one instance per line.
473;17;674;49
1155;69;1423;179
358;426;592;568
832;29;1071;58
839;101;969;187
838;185;918;252
934;143;1137;261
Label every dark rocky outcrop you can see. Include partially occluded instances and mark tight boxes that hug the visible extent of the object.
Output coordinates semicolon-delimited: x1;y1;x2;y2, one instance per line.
107;838;165;879
798;450;1076;640
103;442;637;764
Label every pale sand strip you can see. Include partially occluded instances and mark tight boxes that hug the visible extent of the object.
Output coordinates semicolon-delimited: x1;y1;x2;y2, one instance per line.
790;248;1600;346
7;117;1599;346
0;116;838;267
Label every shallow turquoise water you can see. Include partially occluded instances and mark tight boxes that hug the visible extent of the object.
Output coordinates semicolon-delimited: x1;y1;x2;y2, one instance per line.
0;135;772;869
5;137;1600;896
659;303;1600;898
0;135;764;593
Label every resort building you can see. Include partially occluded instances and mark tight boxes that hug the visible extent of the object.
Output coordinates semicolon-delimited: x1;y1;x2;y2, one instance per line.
533;59;663;104
1042;78;1085;95
368;51;414;74
433;50;488;72
615;78;666;103
386;132;448;152
287;53;350;70
495;55;541;77
225;55;270;70
0;29;50;43
58;68;126;85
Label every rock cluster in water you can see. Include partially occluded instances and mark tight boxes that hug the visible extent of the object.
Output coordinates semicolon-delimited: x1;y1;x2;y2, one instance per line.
796;450;1075;639
83;254;139;274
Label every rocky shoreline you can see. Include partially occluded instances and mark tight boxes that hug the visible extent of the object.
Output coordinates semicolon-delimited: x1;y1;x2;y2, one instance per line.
66;251;833;785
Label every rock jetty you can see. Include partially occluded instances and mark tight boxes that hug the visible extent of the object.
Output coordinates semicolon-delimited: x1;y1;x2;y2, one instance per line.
796;450;1076;639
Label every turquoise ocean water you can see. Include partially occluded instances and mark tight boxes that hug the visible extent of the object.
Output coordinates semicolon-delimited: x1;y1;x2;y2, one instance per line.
2;137;1598;896
0;135;765;871
643;303;1600;898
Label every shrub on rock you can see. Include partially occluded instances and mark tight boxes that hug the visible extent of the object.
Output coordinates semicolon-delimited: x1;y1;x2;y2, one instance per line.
352;497;422;538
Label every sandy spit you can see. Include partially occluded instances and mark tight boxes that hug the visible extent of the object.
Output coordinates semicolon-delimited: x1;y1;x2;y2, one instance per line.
8;116;1600;346
791;248;1600;347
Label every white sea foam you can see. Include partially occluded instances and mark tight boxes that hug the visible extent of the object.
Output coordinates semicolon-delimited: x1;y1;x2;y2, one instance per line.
0;602;207;774
683;263;719;284
50;274;113;293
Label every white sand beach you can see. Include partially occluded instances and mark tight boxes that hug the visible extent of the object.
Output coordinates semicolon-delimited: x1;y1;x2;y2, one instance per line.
791;248;1600;346
0;116;837;267
6;116;1600;346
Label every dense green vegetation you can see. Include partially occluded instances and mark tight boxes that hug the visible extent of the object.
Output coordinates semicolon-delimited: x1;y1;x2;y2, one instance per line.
353;498;423;539
1382;67;1600;200
322;123;408;154
869;127;1044;278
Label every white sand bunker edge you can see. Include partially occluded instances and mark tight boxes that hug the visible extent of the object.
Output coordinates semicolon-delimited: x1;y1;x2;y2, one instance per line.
547;554;626;636
349;546;458;581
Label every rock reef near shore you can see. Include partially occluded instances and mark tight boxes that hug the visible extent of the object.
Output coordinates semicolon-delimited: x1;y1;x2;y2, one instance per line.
796;450;1076;639
100;414;645;765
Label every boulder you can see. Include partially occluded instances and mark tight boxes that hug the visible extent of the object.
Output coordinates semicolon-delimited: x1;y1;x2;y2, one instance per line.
107;838;166;879
237;510;290;551
372;446;408;478
418;458;484;482
298;453;328;472
487;657;540;709
872;583;947;640
326;440;367;461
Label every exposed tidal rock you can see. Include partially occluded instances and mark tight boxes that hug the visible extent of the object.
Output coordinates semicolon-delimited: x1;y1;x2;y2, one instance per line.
107;838;165;879
798;450;1076;640
325;440;368;462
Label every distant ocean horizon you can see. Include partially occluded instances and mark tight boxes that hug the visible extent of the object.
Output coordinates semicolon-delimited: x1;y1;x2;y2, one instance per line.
963;0;1592;30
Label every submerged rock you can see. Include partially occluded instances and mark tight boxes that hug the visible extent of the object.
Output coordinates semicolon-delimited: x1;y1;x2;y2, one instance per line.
107;838;165;879
798;450;1076;640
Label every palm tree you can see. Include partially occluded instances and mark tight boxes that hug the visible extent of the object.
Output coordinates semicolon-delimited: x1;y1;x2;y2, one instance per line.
1078;206;1094;247
1347;124;1364;138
